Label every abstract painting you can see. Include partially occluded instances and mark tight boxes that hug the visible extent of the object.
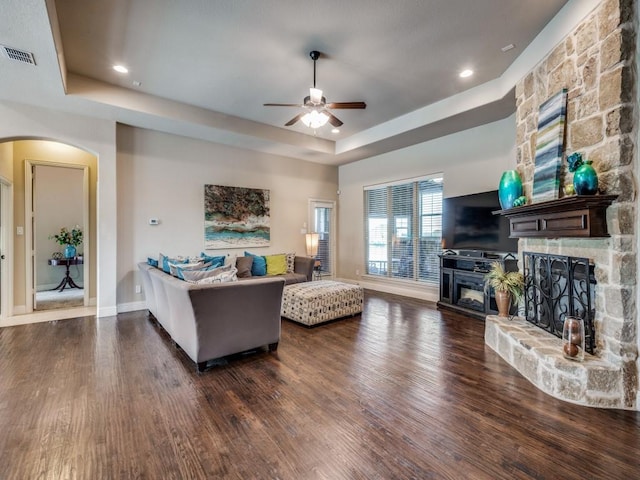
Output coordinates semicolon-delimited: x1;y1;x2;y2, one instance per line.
204;185;270;249
532;88;568;203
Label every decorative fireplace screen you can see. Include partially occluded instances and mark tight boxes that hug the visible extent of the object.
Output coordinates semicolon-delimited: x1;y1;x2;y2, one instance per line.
523;252;596;354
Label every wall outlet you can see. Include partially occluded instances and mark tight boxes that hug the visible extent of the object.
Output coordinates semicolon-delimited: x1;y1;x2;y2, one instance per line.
355;269;360;276
135;284;141;294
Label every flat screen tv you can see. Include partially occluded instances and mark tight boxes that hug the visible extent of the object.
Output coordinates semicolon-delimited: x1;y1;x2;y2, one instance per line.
442;190;517;253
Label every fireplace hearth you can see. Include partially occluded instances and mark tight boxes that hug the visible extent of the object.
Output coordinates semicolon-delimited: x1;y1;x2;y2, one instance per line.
523;252;596;354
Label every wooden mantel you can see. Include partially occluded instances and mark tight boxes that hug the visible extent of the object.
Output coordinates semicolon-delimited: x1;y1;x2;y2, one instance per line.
493;195;618;238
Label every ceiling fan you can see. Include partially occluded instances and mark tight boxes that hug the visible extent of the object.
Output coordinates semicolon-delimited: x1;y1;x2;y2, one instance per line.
264;50;366;129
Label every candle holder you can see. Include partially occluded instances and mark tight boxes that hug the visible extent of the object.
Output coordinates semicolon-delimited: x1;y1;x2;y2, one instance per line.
562;316;585;362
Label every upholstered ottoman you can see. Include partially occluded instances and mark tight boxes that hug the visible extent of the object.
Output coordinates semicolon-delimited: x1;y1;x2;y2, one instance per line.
281;280;364;326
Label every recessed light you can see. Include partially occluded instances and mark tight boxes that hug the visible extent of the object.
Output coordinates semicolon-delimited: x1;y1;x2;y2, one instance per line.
113;65;128;74
331;128;340;134
459;69;473;78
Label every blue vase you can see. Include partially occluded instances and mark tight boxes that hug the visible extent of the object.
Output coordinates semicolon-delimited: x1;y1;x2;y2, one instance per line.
64;245;76;258
498;170;523;209
573;161;598;195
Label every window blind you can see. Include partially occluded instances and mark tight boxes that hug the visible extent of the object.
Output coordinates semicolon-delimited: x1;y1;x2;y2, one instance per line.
364;176;443;283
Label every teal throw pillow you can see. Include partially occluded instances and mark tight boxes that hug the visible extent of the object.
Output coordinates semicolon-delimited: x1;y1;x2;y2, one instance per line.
200;252;226;268
160;254;188;274
147;257;159;268
245;251;267;276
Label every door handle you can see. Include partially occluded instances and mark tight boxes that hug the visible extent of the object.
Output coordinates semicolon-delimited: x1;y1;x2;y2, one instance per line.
0;255;4;260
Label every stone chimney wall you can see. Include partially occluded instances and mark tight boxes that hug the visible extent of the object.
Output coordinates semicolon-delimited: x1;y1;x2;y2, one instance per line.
514;0;637;408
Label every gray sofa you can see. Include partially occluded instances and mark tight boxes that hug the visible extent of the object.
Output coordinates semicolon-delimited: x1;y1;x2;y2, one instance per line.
138;262;286;372
137;256;314;372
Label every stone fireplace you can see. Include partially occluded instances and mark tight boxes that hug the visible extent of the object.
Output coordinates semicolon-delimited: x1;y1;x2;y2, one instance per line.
485;0;638;410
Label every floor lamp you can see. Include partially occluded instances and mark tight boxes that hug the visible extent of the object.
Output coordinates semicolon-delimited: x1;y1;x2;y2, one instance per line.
305;233;320;280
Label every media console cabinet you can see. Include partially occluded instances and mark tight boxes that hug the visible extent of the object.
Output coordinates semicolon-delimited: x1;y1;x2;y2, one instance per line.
437;251;518;320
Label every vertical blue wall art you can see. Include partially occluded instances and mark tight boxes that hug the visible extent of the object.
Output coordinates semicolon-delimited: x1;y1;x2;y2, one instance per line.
532;88;568;203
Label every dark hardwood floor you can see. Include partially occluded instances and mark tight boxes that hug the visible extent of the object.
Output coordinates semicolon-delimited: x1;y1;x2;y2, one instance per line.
1;291;638;479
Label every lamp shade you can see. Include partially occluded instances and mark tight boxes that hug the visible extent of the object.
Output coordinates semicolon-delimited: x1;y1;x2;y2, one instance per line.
305;233;319;257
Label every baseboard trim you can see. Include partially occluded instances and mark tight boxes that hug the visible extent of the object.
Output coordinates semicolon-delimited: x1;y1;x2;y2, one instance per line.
340;278;439;303
97;306;118;318
117;301;147;313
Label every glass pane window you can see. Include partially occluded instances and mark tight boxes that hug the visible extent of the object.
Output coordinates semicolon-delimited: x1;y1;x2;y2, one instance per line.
364;176;443;283
314;206;332;275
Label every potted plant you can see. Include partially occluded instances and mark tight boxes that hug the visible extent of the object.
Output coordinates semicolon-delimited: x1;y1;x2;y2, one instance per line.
50;226;83;258
484;262;524;317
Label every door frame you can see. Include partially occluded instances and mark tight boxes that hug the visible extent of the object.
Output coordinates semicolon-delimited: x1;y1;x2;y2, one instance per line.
308;199;337;278
25;160;90;312
0;176;13;321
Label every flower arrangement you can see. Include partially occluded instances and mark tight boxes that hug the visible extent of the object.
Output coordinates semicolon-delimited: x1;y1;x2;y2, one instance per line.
484;262;524;305
567;152;585;173
50;226;83;247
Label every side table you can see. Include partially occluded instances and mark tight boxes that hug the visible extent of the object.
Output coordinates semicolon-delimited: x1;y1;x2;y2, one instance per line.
48;257;84;292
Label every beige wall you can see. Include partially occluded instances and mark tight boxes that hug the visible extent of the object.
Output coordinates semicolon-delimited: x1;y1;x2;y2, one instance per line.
12;140;97;308
0;142;13;181
337;115;517;301
116;125;339;307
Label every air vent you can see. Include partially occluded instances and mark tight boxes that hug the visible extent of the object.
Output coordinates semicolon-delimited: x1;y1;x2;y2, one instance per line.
1;45;36;65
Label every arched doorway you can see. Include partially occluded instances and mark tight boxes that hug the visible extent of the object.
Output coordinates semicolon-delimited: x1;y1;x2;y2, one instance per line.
0;139;97;325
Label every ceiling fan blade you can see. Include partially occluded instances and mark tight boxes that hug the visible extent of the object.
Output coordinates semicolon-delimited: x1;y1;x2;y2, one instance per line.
326;112;343;127
264;103;303;107
326;102;367;109
284;113;305;126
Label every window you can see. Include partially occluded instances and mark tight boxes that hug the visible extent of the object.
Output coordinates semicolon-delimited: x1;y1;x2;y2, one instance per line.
364;175;443;283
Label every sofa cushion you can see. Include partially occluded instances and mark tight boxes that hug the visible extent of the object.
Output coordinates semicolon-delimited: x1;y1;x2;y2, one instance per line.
199;252;226;267
147;257;159;268
160;253;188;273
173;261;215;280
265;254;287;275
183;264;238;284
169;261;208;278
245;251;267;276
236;256;253;278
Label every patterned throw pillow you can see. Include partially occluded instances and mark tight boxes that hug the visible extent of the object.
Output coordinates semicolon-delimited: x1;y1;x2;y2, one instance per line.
285;253;295;273
173;262;214;280
182;264;238;284
169;261;207;278
147;257;159;268
265;254;287;275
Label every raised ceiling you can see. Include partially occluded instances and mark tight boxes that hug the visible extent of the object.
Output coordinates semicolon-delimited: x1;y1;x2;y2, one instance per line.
0;0;576;165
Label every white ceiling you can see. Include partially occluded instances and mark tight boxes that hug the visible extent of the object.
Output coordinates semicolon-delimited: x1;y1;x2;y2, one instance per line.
0;0;574;165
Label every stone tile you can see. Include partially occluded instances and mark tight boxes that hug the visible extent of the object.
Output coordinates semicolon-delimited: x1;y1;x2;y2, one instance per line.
513;347;539;383
585;392;622;408
587;367;622;393
569;115;604;149
554;374;584;401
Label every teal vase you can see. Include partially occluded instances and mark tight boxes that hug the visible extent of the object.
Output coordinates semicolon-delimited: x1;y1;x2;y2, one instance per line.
64;245;76;258
573;161;598;195
498;170;523;209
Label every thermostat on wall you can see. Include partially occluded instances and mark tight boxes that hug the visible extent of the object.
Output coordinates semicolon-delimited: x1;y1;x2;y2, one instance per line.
149;218;159;225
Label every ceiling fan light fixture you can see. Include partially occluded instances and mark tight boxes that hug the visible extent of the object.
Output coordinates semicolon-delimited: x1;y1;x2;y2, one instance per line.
301;110;329;129
309;87;324;105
